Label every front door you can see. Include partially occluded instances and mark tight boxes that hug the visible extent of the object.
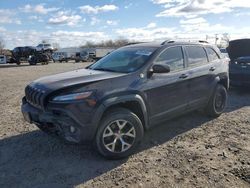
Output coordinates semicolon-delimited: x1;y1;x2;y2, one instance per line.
143;46;190;125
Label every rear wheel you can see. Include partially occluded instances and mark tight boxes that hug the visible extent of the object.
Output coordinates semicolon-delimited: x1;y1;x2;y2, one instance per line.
95;108;144;159
206;84;227;117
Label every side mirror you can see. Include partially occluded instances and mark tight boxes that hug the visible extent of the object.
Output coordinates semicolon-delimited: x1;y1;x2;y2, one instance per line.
151;64;170;74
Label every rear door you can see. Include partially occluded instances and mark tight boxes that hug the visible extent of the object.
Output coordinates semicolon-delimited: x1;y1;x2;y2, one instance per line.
144;46;190;125
184;45;217;108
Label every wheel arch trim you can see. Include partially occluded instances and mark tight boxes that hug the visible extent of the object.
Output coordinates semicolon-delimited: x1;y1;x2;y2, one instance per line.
92;94;149;135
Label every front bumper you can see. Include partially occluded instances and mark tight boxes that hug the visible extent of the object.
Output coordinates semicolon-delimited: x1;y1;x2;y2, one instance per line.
21;98;98;143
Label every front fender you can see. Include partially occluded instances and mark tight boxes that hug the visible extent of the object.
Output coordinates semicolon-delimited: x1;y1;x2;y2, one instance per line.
91;94;149;135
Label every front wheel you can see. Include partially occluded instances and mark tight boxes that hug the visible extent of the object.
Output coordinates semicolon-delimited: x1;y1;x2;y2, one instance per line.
206;84;227;117
95;108;144;159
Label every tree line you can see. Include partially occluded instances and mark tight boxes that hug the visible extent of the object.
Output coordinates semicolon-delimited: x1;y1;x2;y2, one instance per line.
80;38;140;48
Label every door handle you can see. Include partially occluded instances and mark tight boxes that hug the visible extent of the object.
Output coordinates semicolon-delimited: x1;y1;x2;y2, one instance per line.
209;67;216;71
179;74;188;79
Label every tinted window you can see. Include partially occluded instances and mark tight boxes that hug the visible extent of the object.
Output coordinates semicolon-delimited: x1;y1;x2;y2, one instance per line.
155;46;184;71
206;48;220;61
186;46;208;66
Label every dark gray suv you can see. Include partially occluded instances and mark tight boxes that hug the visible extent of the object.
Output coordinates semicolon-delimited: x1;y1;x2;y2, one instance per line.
22;40;229;159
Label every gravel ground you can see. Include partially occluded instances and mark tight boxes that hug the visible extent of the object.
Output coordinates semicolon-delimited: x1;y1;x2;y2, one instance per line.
0;63;249;188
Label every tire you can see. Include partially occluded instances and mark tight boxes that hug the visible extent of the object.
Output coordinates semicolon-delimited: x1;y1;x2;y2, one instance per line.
206;84;227;117
95;108;144;159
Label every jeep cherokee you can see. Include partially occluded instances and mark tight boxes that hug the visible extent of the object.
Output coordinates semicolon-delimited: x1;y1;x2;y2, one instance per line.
22;41;229;159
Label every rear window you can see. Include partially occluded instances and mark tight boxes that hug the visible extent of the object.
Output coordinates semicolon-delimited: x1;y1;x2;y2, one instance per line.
206;48;220;61
186;46;208;66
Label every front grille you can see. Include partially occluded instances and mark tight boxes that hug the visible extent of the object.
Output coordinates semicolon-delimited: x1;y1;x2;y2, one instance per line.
25;85;45;109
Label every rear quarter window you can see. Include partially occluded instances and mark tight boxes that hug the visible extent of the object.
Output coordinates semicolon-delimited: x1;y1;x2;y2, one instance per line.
186;46;208;67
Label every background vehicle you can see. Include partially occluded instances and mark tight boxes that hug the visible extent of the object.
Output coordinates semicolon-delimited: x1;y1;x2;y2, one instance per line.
12;46;36;64
75;51;92;62
36;43;53;52
88;47;115;60
227;39;250;88
52;52;69;62
22;41;229;159
220;48;229;58
28;51;50;65
0;55;7;64
53;47;82;62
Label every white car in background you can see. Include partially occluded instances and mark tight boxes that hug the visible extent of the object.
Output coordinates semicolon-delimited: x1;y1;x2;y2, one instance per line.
36;43;53;52
0;55;7;64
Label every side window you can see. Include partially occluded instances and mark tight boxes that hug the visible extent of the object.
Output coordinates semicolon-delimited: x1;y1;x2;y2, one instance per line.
206;47;220;62
186;46;208;67
155;46;184;71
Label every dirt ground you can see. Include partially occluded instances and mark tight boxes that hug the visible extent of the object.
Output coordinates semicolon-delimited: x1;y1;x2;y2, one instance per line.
0;63;249;188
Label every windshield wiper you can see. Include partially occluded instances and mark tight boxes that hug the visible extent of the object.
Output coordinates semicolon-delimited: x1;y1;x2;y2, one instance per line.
93;68;118;72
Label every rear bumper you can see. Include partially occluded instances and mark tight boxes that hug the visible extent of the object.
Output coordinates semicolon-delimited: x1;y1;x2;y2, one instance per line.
21;98;98;143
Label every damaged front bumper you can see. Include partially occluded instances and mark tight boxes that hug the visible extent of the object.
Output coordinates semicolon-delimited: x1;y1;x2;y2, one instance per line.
21;97;97;143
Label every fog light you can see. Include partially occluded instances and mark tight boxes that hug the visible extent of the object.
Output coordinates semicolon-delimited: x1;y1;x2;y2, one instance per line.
70;126;76;133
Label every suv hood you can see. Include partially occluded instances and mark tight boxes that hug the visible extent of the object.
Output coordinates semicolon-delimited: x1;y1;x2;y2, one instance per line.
30;68;126;91
227;39;250;61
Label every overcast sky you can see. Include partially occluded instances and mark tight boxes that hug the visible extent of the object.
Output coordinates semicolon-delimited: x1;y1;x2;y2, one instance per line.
0;0;250;49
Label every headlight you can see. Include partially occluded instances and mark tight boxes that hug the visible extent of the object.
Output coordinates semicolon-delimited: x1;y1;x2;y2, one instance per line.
52;91;93;102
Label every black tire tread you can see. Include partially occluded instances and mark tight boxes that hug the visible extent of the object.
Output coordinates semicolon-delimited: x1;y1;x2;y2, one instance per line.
206;84;227;117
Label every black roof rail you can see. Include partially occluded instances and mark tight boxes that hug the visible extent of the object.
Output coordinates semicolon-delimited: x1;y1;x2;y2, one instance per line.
161;39;209;45
125;42;146;46
161;40;174;45
198;40;209;43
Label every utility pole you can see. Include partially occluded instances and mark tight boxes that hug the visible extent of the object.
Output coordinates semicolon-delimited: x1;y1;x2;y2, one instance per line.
215;34;219;45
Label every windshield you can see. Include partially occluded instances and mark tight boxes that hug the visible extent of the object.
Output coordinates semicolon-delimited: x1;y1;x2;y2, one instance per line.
89;47;157;73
